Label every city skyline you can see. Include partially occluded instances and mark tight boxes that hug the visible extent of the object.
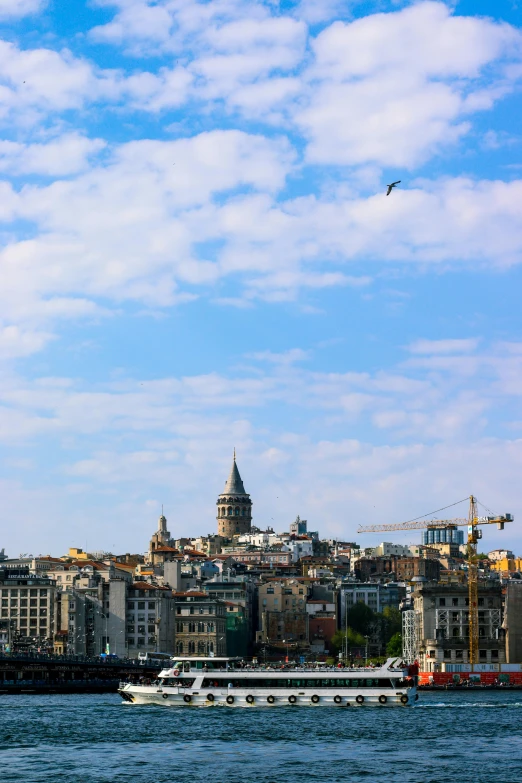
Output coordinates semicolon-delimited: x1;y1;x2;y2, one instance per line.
1;1;522;554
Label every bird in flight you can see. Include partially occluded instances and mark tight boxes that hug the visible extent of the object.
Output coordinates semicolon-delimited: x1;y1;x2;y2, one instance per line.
386;180;401;196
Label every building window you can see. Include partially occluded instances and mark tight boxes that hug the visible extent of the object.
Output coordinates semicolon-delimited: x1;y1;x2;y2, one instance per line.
148;625;155;634
138;602;145;610
492;650;499;659
452;628;459;637
452;598;458;606
479;649;487;659
188;623;196;633
148;602;155;610
198;641;205;654
439;598;446;607
228;508;233;516
456;650;463;659
443;649;452;659
137;638;145;647
478;598;484;607
176;622;184;632
188;642;195;654
176;641;183;654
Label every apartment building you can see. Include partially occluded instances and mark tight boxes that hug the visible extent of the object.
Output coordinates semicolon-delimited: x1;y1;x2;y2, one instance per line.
174;592;227;657
0;567;56;650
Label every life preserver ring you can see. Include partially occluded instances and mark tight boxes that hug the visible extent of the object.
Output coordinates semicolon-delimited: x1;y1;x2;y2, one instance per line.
356;695;364;704
174;670;180;677
400;694;409;705
162;693;169;699
267;695;275;704
288;694;297;704
246;694;254;704
207;693;214;702
379;695;387;705
333;695;342;704
311;695;320;704
183;694;191;703
226;695;234;705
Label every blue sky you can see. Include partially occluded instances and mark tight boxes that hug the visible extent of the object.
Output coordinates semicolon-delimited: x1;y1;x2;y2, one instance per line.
1;0;522;557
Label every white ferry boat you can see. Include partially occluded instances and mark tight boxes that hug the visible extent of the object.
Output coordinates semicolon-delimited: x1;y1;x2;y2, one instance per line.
119;657;417;707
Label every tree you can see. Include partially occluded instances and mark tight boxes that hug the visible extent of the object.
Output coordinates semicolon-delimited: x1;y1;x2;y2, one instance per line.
386;632;403;657
330;628;366;655
346;603;375;635
381;606;402;642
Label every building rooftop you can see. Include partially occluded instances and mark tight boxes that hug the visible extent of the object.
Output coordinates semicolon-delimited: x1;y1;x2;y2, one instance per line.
220;453;248;496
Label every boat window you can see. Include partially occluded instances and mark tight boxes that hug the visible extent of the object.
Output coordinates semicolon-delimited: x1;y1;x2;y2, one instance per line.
200;677;397;689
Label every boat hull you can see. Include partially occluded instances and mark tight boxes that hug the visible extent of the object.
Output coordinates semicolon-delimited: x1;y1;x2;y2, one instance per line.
119;685;416;707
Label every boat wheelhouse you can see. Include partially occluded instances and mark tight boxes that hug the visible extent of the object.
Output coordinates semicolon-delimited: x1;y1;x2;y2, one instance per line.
119;656;417;707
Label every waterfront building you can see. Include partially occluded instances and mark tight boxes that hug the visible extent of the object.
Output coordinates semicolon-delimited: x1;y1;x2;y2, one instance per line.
0;567;56;651
216;453;252;538
257;580;309;645
373;542;411;557
489;556;522;573
174;592;227;656
126;582;175;655
306;585;338;651
422;525;464;546
488;549;515;562
504;581;522;663
338;581;404;621
224;602;250;657
47;559;132;657
412;580;505;671
289;516;308;536
354;556;441;583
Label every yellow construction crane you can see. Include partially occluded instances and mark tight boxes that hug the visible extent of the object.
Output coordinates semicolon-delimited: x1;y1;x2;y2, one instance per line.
357;496;513;668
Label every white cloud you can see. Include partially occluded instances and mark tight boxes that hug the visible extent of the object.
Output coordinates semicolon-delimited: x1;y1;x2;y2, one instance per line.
0;0;46;18
0;134;106;176
408;338;480;355
0;325;52;359
296;2;522;166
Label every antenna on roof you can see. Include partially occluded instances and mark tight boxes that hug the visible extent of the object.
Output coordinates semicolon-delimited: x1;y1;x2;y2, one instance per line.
233;447;236;461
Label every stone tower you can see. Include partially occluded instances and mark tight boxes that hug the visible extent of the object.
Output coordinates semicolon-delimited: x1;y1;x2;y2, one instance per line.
216;452;252;538
149;511;173;558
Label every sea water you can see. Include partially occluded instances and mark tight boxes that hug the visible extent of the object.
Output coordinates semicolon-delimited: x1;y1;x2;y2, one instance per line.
1;691;521;783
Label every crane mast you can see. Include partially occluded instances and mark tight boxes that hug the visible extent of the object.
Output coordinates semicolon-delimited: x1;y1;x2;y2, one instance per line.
467;495;479;668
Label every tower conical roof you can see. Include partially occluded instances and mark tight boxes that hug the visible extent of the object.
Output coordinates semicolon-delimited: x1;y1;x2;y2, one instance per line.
222;454;247;495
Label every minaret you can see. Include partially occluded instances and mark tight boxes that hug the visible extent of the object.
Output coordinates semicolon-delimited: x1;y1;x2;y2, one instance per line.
216;452;252;538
